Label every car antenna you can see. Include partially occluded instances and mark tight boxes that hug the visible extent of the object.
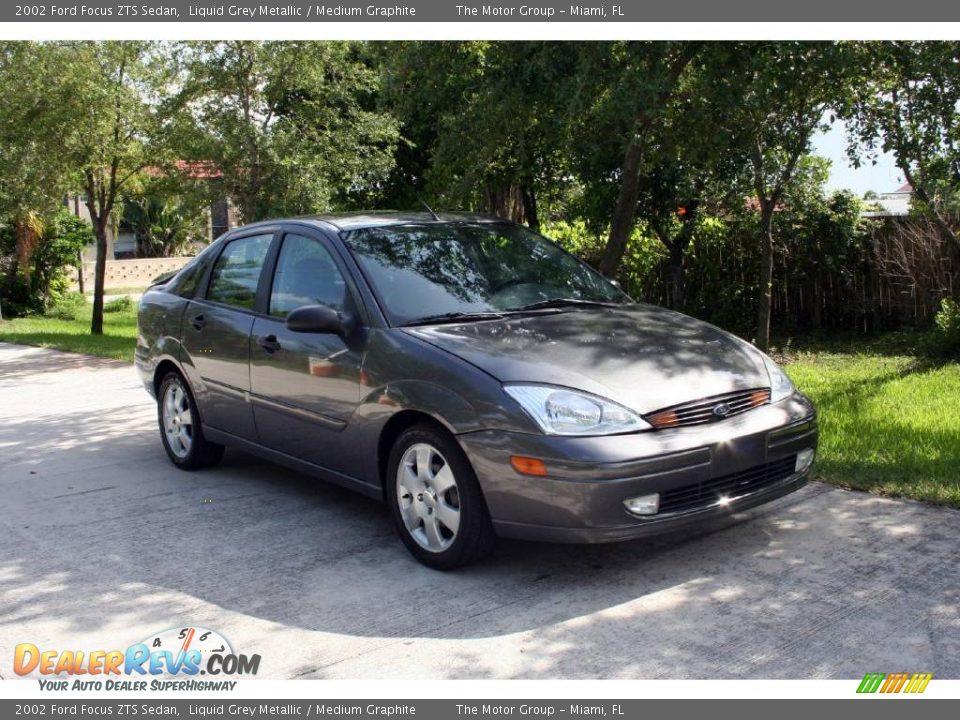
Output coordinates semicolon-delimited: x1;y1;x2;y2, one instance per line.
420;199;441;221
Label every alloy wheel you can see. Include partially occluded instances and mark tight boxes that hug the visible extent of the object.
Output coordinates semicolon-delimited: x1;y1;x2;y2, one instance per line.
396;443;461;552
162;379;194;459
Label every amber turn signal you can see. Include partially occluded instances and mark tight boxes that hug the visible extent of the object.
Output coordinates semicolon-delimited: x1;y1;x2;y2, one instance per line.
510;455;548;477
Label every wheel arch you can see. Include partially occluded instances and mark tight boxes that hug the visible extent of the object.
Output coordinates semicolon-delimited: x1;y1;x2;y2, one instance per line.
153;358;184;397
376;410;452;492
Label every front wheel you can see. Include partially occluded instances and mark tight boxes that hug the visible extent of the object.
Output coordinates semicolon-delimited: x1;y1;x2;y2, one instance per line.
386;424;495;570
157;371;224;470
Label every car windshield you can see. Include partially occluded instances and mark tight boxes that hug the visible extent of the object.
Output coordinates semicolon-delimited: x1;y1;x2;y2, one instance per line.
341;222;630;326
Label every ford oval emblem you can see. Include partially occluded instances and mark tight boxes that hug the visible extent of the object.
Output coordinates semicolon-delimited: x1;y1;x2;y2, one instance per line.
712;403;731;418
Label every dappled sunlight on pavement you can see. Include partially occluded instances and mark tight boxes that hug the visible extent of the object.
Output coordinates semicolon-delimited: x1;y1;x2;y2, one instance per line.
1;342;958;680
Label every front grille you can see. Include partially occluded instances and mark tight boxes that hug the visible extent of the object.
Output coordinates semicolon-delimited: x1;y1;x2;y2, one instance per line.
657;455;797;515
646;388;771;430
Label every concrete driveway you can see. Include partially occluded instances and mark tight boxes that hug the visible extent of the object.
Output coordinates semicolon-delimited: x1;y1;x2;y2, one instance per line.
1;341;958;680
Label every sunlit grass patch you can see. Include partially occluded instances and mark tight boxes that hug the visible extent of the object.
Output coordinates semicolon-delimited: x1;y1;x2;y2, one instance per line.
787;349;960;508
0;303;137;362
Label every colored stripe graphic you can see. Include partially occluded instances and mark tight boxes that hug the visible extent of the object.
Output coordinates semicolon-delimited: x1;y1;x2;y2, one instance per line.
904;673;933;693
857;673;886;693
857;672;932;694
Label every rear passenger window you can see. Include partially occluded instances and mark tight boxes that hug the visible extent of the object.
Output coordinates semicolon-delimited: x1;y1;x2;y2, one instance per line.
206;234;273;310
169;257;206;298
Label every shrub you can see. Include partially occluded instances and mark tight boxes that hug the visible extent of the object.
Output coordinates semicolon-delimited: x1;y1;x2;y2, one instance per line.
0;211;91;317
47;291;87;320
104;296;134;313
930;297;960;358
0;270;41;318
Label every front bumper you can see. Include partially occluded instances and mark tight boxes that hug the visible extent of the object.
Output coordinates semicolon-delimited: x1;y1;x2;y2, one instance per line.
458;393;817;543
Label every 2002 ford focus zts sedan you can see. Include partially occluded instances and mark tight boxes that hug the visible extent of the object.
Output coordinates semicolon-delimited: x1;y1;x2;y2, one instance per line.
136;212;818;569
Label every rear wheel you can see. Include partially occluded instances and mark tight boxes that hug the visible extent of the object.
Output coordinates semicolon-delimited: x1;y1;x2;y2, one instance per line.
157;371;224;470
386;424;495;570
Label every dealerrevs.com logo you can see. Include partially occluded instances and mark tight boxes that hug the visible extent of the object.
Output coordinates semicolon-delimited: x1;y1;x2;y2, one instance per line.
14;626;260;691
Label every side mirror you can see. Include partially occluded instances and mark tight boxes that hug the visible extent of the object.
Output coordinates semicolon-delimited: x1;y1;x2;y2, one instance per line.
285;304;355;336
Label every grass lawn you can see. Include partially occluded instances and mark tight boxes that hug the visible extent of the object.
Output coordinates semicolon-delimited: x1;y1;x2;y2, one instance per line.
0;303;137;362
1;308;957;508
783;336;960;508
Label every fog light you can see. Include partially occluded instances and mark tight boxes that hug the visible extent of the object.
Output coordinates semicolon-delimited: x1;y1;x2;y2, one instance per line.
795;448;815;473
624;493;659;516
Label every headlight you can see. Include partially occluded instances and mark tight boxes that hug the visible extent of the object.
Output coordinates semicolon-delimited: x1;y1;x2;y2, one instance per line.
504;384;652;435
762;354;795;403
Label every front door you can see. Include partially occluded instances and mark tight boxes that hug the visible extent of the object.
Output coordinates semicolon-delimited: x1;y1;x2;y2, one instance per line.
249;231;366;476
181;232;274;440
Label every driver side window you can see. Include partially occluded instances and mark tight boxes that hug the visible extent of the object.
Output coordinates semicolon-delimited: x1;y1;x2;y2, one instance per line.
269;234;349;318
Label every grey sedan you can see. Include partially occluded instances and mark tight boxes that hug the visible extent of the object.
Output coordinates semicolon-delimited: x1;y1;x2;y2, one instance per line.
136;213;817;569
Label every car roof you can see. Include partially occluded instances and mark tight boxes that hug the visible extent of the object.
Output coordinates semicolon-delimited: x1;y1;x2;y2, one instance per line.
234;211;506;233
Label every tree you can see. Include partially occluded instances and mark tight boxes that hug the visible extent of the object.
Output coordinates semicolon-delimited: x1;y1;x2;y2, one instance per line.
630;48;746;309
845;41;960;257
174;41;399;222
565;42;702;278
0;43;75;290
719;42;853;350
7;42;178;334
380;42;577;227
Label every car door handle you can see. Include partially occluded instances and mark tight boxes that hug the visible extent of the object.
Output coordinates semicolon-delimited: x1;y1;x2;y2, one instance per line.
258;334;281;353
190;314;206;330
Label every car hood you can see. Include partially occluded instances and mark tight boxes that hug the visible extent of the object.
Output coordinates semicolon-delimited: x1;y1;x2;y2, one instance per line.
403;304;770;415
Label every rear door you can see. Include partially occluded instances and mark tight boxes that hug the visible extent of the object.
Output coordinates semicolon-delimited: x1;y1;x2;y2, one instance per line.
249;229;367;475
181;231;275;440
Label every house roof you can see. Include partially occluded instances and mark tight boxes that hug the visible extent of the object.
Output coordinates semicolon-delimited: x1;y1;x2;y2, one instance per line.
144;161;222;179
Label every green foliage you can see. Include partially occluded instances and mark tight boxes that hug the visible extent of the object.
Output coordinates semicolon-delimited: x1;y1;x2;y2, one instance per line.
0;40;956;345
47;292;87;321
34;212;92;304
0;41;181;334
930;298;960;358
544;176;873;339
173;41;399;222
126;192;205;258
0;272;37;318
104;296;134;313
380;41;578;225
0;211;91;316
845;41;960;253
0;44;75;218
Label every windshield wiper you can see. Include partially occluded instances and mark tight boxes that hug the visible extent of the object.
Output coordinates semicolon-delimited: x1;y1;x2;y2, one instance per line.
401;311;506;327
508;298;626;313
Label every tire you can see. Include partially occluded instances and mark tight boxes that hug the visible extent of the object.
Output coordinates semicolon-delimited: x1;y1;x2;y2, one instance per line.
386;423;496;570
157;371;225;471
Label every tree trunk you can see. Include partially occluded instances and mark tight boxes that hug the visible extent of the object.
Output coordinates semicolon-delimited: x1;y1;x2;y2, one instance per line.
521;183;540;232
598;42;701;278
667;241;685;310
756;202;775;351
600;141;644;278
90;217;108;336
482;183;526;224
14;213;41;285
812;270;823;330
76;249;85;295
